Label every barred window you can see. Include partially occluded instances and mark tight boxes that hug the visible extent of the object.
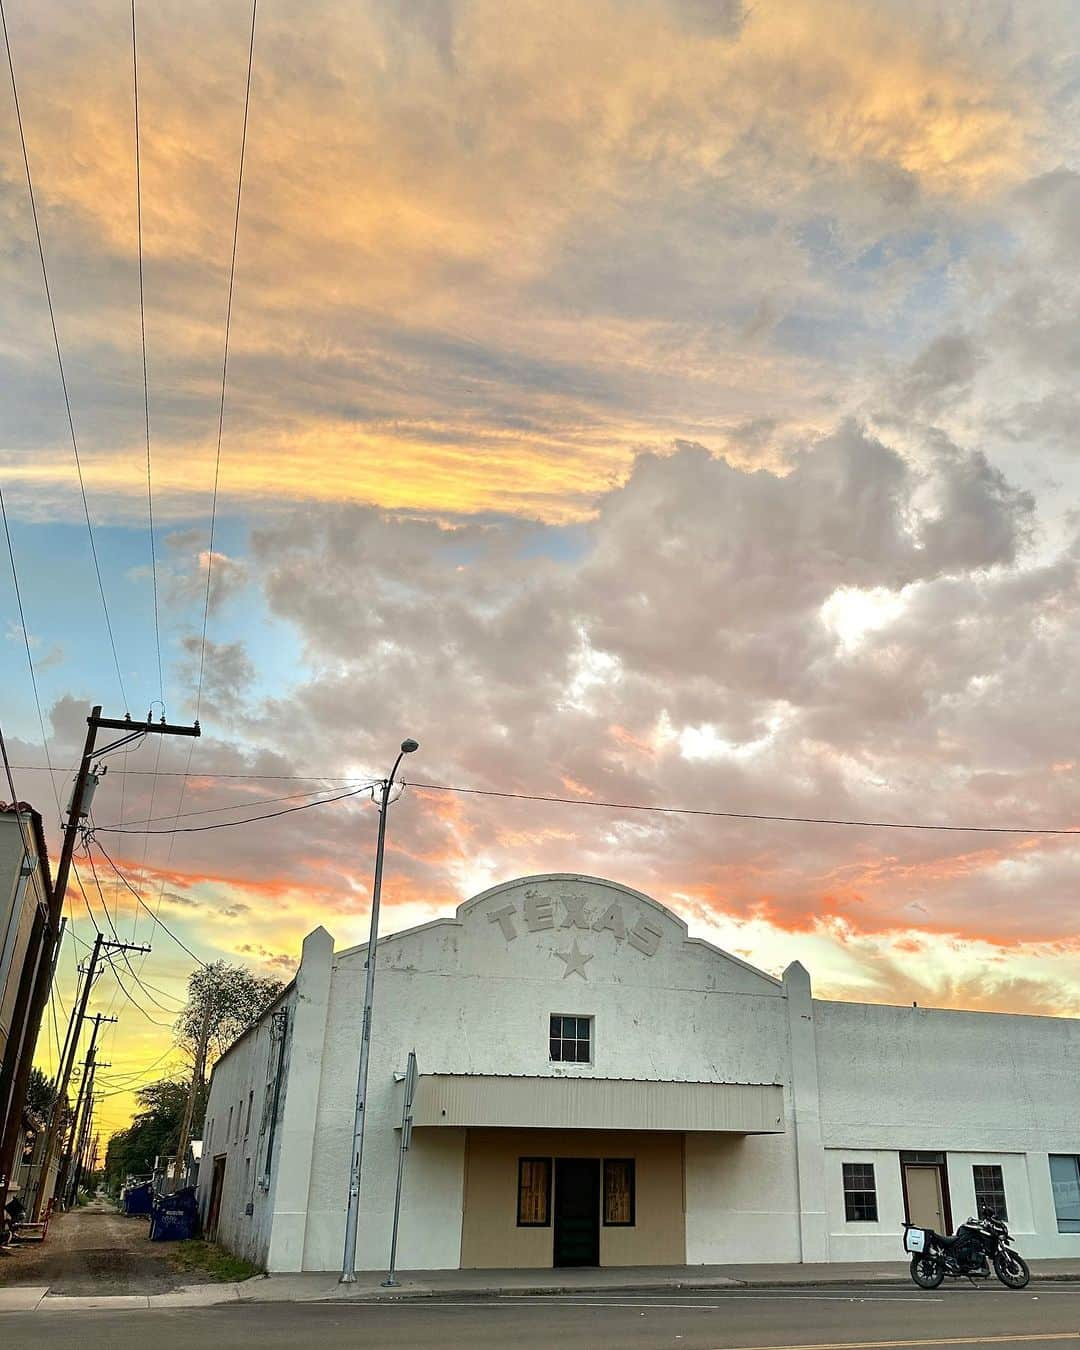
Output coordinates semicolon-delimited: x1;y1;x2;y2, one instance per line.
973;1165;1007;1221
550;1014;591;1063
843;1162;878;1222
603;1159;635;1226
517;1157;551;1226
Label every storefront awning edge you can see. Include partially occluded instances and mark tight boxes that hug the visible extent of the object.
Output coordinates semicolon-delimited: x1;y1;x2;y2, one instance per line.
407;1074;785;1134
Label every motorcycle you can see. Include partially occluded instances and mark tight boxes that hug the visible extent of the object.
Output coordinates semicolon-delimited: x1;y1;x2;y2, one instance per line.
903;1211;1030;1289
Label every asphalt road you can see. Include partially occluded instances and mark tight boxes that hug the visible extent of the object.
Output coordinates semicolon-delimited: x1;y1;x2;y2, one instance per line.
8;1284;1080;1350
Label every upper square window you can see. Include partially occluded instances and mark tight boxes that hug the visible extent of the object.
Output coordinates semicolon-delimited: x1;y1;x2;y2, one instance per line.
550;1014;591;1063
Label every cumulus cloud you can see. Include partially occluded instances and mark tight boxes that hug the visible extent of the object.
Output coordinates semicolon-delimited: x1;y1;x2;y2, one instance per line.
6;1;1080;1115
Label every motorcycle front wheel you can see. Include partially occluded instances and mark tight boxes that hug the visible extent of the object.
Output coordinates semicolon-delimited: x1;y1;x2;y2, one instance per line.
910;1255;945;1289
993;1250;1030;1289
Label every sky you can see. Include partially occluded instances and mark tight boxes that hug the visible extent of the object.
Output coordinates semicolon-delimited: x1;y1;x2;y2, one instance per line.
2;0;1080;1141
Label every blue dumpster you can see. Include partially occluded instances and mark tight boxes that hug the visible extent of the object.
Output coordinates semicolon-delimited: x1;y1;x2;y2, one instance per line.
121;1181;153;1217
148;1186;199;1241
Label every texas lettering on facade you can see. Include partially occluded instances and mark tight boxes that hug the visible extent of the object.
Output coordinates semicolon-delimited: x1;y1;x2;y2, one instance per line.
486;892;663;957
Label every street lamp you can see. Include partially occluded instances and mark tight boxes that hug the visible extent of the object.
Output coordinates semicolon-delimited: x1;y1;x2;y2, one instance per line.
340;738;419;1283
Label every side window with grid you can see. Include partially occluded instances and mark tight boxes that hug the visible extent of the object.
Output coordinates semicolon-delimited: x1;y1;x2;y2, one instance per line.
973;1164;1008;1220
550;1014;592;1063
517;1158;551;1226
843;1162;878;1221
603;1159;635;1226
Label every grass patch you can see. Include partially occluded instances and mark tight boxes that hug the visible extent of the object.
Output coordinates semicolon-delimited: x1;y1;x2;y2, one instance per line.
171;1240;262;1283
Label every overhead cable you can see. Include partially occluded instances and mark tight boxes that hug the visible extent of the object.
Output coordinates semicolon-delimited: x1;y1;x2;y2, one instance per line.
130;0;163;709
96;781;376;833
84;772;1080;838
83;846;179;1014
195;0;258;721
408;781;1080;837
91;838;206;967
1;0;128;711
9;764;370;783
1;491;60;814
97;780;376;828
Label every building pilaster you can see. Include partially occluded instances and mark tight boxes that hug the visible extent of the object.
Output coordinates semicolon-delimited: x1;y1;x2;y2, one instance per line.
783;960;829;1262
266;925;334;1272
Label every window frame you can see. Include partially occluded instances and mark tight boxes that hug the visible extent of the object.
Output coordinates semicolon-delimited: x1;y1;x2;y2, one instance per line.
549;1013;593;1064
517;1156;552;1228
1050;1154;1080;1234
603;1157;636;1227
972;1164;1008;1221
842;1161;879;1223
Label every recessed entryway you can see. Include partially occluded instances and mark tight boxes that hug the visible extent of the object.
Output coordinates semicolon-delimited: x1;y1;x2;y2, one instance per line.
553;1157;600;1267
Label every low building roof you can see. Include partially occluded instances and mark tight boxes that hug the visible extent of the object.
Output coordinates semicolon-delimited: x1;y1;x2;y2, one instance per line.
0;800;55;902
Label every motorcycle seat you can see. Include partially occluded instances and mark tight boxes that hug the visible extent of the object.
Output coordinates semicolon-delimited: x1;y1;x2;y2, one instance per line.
929;1231;961;1247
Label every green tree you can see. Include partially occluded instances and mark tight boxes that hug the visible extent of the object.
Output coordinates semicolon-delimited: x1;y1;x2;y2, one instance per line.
172;961;284;1148
104;1078;188;1192
25;1066;56;1117
177;961;284;1065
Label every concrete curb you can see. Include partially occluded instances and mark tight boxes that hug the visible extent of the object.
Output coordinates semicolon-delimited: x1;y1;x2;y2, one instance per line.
0;1285;48;1312
5;1270;1079;1313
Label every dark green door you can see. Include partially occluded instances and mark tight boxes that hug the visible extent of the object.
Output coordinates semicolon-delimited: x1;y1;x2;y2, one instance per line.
553;1158;600;1267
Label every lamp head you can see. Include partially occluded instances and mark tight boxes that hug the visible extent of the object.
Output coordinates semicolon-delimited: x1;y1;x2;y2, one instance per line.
400;738;420;754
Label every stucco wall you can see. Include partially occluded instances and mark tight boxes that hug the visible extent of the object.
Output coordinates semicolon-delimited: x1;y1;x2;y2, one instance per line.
201;872;1080;1273
303;875;795;1272
198;984;296;1269
459;1127;685;1267
0;814;46;1057
815;999;1080;1259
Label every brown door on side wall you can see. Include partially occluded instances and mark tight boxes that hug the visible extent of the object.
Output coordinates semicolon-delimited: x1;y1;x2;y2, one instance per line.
206;1155;227;1240
553;1158;600;1267
905;1165;946;1232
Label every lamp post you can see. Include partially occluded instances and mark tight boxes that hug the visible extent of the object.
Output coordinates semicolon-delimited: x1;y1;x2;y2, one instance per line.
340;737;419;1283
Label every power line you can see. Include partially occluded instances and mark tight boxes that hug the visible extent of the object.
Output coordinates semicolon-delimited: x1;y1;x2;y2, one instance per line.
195;0;258;721
100;951;171;1028
83;770;1080;838
72;857;172;1030
96;1046;183;1088
83;846;178;1015
8;764;367;782
91;838;205;967
96;781;376;833
134;736;197;974
130;0;163;710
97;780;375;828
0;491;59;814
408;781;1080;837
1;0;128;712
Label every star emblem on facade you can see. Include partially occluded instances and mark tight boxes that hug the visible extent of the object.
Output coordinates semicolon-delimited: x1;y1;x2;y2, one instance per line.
555;939;593;980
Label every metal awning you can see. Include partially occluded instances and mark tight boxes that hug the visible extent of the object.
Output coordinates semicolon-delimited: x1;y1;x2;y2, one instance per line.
405;1074;784;1134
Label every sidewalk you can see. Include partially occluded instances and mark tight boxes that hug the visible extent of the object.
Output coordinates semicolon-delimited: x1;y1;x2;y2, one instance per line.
6;1257;1080;1313
238;1257;1080;1304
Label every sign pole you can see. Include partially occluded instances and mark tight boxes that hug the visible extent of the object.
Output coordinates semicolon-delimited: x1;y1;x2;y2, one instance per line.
382;1050;417;1288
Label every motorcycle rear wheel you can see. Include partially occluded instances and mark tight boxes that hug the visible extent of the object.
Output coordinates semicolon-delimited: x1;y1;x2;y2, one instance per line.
910;1255;945;1289
993;1250;1030;1289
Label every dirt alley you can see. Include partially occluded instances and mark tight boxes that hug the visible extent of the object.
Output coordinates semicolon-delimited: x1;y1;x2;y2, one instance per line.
0;1199;214;1295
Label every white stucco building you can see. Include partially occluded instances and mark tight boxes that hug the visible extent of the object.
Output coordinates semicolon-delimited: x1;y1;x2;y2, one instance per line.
198;874;1080;1272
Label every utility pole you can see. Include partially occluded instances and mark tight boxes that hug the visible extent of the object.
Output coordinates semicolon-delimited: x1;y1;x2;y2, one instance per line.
172;997;212;1193
340;737;419;1283
33;933;148;1218
58;1013;114;1207
28;705;198;1220
68;1065;105;1207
